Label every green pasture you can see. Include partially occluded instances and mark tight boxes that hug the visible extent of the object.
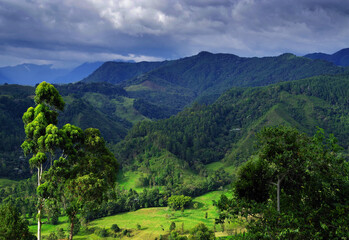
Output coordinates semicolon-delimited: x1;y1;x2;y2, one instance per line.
30;190;243;239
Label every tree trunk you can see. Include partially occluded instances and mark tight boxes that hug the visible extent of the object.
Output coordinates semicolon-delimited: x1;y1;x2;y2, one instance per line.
37;165;42;240
37;206;42;240
69;215;75;240
277;177;280;212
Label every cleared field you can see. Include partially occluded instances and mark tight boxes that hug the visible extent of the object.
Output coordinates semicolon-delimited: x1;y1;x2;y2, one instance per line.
31;190;243;239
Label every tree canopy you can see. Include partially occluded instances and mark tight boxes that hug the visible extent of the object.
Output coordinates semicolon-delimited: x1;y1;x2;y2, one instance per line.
217;126;349;239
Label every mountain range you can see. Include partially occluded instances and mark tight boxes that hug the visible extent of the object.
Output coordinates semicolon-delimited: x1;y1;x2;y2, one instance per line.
0;61;103;86
0;49;348;180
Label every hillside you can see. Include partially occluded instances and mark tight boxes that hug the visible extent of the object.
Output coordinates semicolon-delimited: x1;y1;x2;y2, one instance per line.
304;48;349;67
84;51;347;115
0;82;149;179
113;74;349;194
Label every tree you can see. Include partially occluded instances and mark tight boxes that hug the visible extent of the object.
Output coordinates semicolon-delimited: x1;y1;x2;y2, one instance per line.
0;202;35;240
189;223;215;240
167;195;192;210
256;126;309;212
21;82;64;240
44;127;118;240
22;82;118;240
217;126;349;239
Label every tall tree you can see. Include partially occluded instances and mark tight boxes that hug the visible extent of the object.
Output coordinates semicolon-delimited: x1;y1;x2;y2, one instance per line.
256;126;309;212
21;82;118;240
21;82;64;240
44;127;118;240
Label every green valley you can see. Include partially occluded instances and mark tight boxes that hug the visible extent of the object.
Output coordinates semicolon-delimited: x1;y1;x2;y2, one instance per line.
0;51;348;240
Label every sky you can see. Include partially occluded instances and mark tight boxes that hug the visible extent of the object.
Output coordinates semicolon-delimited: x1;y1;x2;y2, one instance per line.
1;0;349;68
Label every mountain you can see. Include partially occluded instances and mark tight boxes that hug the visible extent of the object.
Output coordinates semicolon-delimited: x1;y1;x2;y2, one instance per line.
84;52;347;115
0;61;104;86
114;74;349;193
304;48;349;66
53;61;104;84
81;61;168;84
0;64;69;86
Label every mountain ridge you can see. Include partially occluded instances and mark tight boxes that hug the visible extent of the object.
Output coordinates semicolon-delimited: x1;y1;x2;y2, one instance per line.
304;48;349;66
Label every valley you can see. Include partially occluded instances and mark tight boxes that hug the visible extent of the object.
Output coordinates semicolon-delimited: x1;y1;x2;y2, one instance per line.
0;50;348;240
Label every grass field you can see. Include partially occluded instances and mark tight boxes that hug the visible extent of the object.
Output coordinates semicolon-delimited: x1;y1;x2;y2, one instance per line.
0;178;17;187
30;190;244;239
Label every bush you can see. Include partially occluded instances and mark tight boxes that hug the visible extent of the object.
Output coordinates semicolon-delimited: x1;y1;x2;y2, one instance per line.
167;195;192;210
170;222;176;231
189;223;215;240
94;228;108;237
111;223;120;232
56;228;65;239
46;232;58;240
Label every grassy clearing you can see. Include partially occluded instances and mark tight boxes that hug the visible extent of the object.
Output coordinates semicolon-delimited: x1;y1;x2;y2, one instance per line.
112;97;149;124
0;178;17;187
116;170;144;192
33;190;243;239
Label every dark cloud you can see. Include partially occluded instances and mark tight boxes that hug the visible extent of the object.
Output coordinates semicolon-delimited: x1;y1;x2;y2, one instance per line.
0;0;348;67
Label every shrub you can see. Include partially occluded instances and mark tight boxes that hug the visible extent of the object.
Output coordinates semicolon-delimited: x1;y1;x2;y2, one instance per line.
167;195;192;210
95;228;108;237
111;223;120;232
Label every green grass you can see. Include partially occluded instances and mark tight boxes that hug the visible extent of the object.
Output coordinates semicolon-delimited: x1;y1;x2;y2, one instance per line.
117;171;145;192
32;190;243;239
0;178;17;187
112;97;149;124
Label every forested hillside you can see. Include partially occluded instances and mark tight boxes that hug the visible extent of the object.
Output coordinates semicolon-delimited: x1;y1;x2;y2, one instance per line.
114;74;349;194
0;82;142;179
85;51;347;115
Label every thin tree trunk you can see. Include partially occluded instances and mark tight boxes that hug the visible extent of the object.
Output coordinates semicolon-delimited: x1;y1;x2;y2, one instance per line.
277;177;281;212
37;165;42;240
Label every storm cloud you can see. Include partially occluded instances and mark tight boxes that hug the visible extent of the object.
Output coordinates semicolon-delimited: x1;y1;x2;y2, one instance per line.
1;0;349;67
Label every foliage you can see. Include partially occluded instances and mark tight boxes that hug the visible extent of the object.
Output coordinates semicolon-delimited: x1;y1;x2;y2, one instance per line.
188;223;215;240
111;224;120;233
21;81;65;240
168;195;192;210
20;82;118;240
116;74;349;185
94;227;108;238
0;202;35;240
169;222;176;231
46;232;58;240
217;126;349;239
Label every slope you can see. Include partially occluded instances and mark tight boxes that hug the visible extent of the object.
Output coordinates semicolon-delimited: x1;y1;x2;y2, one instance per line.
114;74;349;194
0;82;149;179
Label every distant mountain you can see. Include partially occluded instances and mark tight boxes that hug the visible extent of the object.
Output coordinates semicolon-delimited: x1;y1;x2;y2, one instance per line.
304;48;349;66
0;61;104;86
53;61;104;84
0;64;69;86
84;51;347;115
